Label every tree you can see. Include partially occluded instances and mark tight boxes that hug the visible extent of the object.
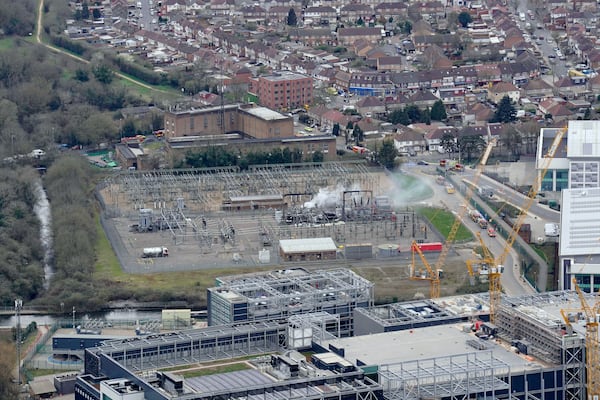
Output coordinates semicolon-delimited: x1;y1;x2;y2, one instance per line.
490;95;517;123
457;11;472;28
356;17;364;26
430;100;447;121
500;125;522;160
405;104;421;123
312;151;324;163
332;123;340;136
82;2;90;20
421;107;431;125
457;135;486;163
92;8;101;20
440;133;457;155
92;64;114;84
377;138;398;169
74;68;89;82
286;8;297;26
388;108;410;125
518;120;541;154
353;124;364;145
397;20;412;34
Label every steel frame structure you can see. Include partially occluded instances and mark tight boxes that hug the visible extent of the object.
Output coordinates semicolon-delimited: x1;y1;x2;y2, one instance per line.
208;268;374;337
379;351;511;400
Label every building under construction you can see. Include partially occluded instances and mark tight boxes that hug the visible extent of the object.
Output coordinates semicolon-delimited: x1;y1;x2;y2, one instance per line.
207;268;374;337
74;278;592;400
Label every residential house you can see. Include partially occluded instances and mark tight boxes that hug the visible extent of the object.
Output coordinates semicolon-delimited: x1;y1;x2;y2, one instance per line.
463;103;495;125
426;125;459;154
550;6;568;29
355;96;386;117
353;39;375;57
384;94;410;112
355;118;381;139
321;109;351;134
407;90;439;108
289;28;335;46
339;4;374;23
436;87;467;112
393;125;427;155
554;76;590;100
349;71;395;97
521;78;554;101
209;0;234;15
337;27;383;46
374;2;408;20
376;56;403;71
267;6;299;24
240;5;267;25
412;34;460;54
487;81;520;104
475;64;502;86
407;1;445;21
303;6;337;25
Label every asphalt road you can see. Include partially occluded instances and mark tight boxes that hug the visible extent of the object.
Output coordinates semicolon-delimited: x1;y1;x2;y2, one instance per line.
406;164;537;296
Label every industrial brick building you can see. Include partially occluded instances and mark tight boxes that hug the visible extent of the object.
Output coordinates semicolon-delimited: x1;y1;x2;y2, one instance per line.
252;71;314;111
162;103;337;163
163;104;294;139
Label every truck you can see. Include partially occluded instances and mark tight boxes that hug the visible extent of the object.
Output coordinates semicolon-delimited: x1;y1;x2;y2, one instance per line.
142;247;169;258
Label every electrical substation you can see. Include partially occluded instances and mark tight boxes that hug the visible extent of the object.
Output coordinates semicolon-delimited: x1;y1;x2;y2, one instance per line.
98;162;438;272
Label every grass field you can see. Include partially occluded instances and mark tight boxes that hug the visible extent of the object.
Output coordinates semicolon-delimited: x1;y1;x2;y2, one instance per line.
419;207;473;242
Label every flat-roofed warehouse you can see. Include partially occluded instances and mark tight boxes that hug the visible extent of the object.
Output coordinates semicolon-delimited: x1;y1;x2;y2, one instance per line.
207;268;374;336
279;237;338;261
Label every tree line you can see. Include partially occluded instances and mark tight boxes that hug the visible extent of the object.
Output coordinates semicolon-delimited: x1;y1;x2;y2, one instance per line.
182;146;325;169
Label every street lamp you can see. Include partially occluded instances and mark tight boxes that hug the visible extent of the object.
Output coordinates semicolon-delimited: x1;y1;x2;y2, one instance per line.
15;299;23;386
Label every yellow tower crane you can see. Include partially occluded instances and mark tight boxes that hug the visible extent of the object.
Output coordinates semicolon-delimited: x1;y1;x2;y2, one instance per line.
468;126;567;323
561;278;600;400
410;138;497;298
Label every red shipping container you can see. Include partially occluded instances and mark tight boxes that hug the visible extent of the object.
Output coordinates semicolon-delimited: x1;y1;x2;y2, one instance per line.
411;242;443;252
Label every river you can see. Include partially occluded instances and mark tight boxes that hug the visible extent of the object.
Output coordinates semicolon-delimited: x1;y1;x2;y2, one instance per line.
0;309;163;328
33;179;53;289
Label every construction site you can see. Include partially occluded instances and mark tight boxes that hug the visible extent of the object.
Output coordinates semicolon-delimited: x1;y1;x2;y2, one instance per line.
72;266;596;400
97;161;441;274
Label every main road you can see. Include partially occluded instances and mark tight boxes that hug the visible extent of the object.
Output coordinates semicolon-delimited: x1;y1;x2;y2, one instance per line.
406;164;538;296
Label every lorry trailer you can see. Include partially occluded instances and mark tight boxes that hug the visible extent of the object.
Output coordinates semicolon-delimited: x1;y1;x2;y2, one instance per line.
142;247;169;258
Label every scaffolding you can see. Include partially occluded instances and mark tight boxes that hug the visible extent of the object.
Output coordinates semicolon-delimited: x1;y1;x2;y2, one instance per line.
208;268;374;336
494;291;586;400
379;351;511;400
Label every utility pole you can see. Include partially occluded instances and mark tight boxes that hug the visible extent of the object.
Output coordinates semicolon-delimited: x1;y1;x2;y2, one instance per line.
15;299;22;386
72;306;76;331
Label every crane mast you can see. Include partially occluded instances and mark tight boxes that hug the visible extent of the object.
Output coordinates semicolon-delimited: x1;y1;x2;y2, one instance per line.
488;126;567;322
411;138;496;298
568;278;600;400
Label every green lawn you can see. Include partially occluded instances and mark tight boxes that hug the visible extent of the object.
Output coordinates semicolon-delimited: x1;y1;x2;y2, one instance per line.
93;215;272;294
419;207;473;242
